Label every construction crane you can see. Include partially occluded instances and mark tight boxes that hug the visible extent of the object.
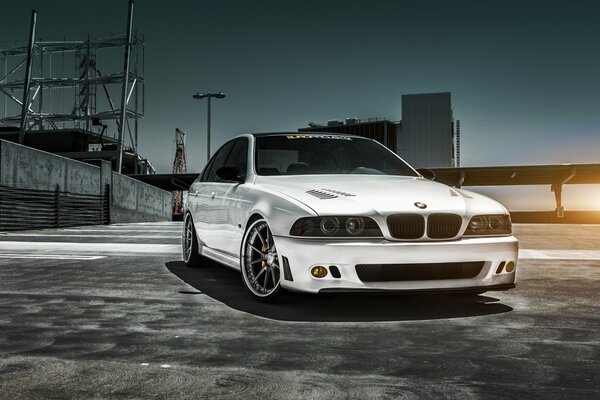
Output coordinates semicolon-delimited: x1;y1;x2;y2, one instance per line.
172;128;187;219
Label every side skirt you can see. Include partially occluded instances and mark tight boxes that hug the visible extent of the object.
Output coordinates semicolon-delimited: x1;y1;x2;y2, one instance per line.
201;246;241;271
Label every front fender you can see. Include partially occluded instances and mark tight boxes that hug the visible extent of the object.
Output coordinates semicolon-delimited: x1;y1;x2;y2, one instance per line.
245;187;317;236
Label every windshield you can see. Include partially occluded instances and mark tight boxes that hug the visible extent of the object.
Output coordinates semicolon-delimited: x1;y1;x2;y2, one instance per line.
255;134;418;176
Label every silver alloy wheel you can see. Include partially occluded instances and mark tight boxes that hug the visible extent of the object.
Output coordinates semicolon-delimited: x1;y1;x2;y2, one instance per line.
242;219;281;297
183;213;194;263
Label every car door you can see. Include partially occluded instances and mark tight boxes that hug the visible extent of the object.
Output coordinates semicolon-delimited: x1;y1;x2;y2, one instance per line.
187;155;213;244
217;137;252;256
190;140;236;250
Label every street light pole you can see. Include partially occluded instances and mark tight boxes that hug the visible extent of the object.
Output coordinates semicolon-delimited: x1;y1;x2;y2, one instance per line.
206;95;211;163
193;92;225;164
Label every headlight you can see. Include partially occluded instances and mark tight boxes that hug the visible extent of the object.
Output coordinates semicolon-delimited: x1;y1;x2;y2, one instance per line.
464;214;512;236
345;217;365;235
290;216;382;237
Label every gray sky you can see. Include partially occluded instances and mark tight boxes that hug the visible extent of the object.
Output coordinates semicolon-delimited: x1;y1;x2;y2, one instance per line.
2;0;600;209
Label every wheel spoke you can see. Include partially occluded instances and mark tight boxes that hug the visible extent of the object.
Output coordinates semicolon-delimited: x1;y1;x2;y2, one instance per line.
256;229;268;248
249;244;264;255
249;259;263;266
271;267;277;287
263;267;270;290
253;267;266;283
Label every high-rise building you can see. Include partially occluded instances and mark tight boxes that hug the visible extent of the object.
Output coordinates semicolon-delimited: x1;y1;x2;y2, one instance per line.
398;92;454;168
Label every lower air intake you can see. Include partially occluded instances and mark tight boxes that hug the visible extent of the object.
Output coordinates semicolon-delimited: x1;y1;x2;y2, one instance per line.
355;262;485;282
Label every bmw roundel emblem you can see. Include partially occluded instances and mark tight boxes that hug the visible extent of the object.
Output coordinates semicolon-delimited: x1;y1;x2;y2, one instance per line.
414;202;427;209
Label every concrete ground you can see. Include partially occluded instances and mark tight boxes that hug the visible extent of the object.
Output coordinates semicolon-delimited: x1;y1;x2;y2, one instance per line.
0;223;598;399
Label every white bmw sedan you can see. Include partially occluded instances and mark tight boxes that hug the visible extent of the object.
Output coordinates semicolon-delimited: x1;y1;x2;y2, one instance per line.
183;133;518;302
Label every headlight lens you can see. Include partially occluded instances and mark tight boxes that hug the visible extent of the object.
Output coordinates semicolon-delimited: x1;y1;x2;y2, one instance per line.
290;216;382;237
320;217;340;236
464;214;512;235
345;217;365;235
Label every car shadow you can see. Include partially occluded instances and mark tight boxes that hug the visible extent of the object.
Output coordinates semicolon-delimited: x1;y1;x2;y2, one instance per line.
165;260;513;322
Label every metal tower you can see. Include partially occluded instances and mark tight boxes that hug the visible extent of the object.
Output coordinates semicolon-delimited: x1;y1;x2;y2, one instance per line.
0;2;145;173
172;128;187;217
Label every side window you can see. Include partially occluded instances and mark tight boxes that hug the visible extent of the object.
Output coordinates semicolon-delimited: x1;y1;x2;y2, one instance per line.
200;157;215;182
205;140;236;182
225;138;248;178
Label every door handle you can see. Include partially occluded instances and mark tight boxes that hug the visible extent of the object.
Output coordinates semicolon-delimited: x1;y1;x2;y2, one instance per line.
211;192;216;199
189;190;198;197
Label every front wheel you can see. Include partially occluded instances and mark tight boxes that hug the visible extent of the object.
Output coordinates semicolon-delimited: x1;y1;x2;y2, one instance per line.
182;213;203;267
241;219;282;302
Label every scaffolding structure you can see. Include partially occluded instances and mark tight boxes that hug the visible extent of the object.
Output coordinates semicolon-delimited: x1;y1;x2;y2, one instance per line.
172;128;187;218
0;30;145;171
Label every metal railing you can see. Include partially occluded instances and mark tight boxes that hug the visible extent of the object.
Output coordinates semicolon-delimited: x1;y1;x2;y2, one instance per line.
0;184;109;231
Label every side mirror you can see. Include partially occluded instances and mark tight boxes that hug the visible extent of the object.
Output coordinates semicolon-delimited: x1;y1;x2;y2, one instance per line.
417;168;436;181
216;166;244;183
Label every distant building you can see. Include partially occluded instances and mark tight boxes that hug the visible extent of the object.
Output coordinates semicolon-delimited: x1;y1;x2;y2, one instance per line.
299;91;457;169
298;119;396;151
399;92;454;168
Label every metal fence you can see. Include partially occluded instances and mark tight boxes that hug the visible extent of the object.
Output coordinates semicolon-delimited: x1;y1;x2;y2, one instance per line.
0;184;110;231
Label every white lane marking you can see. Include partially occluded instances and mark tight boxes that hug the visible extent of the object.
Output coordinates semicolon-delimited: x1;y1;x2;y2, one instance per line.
160;364;172;368
1;233;180;239
0;253;105;260
519;249;600;260
140;363;150;366
0;242;180;254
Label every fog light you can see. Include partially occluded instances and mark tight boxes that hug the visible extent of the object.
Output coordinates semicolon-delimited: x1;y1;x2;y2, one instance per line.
311;266;328;278
505;261;515;273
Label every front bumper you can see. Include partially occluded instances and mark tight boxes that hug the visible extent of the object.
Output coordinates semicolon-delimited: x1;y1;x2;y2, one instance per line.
274;235;519;294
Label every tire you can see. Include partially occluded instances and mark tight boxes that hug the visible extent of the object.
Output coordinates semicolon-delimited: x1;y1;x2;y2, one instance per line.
182;212;203;267
240;218;282;302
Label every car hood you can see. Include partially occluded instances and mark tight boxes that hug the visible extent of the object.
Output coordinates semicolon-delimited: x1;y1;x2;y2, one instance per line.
255;175;505;216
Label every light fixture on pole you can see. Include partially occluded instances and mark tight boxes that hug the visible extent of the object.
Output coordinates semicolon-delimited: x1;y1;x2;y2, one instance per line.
193;92;226;163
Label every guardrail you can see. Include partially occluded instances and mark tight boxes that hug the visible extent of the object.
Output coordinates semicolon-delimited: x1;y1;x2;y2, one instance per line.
0;184;109;231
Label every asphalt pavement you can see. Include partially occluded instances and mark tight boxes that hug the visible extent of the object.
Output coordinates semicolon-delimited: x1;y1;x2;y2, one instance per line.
0;222;598;399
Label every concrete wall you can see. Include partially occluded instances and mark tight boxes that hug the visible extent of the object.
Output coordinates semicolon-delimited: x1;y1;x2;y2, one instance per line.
0;139;99;193
110;173;172;223
0;140;171;223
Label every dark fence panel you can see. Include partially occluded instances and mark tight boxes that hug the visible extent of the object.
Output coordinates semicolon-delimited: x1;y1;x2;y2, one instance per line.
0;184;109;231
